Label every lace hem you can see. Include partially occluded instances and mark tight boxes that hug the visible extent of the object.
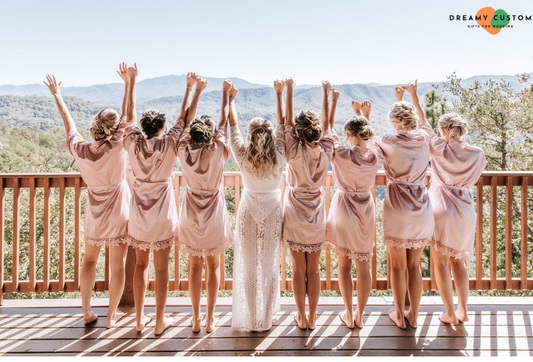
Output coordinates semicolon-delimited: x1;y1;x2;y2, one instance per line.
128;234;174;251
325;242;371;262
180;238;233;258
85;234;130;248
383;235;431;250
285;240;324;253
431;239;473;261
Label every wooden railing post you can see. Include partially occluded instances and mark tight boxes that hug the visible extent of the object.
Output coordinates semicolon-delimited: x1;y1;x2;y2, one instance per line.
476;178;483;290
505;176;513;290
490;176;497;290
12;178;20;293
0;177;5;304
521;177;529;290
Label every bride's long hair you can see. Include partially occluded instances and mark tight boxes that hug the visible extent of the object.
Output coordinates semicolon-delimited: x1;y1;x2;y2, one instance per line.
244;118;278;179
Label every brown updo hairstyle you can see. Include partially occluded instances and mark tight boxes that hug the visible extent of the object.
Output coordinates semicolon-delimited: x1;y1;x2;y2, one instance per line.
438;112;468;140
294;109;323;143
388;101;418;131
140;109;166;139
189;115;215;145
245;118;277;179
344;115;375;143
90;108;120;141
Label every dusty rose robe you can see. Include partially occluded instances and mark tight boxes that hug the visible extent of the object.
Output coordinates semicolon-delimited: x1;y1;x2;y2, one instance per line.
282;126;334;252
374;128;434;249
326;131;383;261
62;118;130;247
177;125;233;257
123;119;183;251
421;124;486;260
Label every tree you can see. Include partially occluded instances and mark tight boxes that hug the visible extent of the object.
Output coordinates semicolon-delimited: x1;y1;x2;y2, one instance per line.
422;89;451;133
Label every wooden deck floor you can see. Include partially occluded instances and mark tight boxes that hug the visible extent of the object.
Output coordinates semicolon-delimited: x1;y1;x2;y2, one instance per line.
0;297;532;356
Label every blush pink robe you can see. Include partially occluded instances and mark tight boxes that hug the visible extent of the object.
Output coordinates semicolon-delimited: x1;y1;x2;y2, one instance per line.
61;118;130;247
374;128;434;249
123;119;183;251
421;124;486;260
326;131;383;261
283;126;334;252
177;125;233;257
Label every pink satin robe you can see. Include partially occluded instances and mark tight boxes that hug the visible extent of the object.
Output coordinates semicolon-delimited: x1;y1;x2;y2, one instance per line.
421;124;486;260
177;125;233;257
326;131;383;261
61;118;130;247
374;128;434;249
123;119;183;251
283;126;334;252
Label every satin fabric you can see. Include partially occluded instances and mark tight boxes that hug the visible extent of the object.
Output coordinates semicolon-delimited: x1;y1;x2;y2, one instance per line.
62;118;130;246
374;128;434;249
177;125;233;257
326;131;383;261
421;124;486;260
123;119;183;250
282;126;334;251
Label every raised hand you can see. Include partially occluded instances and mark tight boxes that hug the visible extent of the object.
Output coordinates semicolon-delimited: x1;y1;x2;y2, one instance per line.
361;100;372;119
196;78;208;92
223;79;233;93
404;80;418;96
331;87;340;102
229;84;238;101
117;62;129;83
351;100;362;115
186;72;198;88
127;63;138;81
394;85;406;101
285;77;295;90
322;80;331;94
274;79;286;94
43;74;62;95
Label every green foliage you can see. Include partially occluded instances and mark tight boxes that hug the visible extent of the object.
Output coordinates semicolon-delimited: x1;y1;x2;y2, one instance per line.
422;89;451;133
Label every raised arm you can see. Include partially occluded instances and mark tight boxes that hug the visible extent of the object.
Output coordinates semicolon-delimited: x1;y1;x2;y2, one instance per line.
322;80;331;131
228;84;239;127
404;80;427;126
219;79;232;128
274;80;286;125
185;78;207;127
394;85;406;102
351;100;362;116
126;63;138;123
328;88;339;130
117;62;130;119
43;74;76;135
178;72;198;121
285;77;295;127
361;100;372;121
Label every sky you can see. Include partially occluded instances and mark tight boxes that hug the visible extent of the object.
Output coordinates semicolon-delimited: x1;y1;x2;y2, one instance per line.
0;0;532;86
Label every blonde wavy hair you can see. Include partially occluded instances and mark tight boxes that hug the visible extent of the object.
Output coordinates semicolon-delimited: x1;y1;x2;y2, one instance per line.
344;115;375;142
294;109;323;142
438;112;468;140
388;101;418;131
243;118;278;179
90;109;120;141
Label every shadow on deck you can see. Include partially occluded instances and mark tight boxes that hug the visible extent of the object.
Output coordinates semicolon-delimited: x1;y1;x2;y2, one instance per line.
0;297;532;356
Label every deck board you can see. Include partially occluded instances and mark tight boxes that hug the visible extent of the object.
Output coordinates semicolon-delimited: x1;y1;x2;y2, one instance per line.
0;297;532;356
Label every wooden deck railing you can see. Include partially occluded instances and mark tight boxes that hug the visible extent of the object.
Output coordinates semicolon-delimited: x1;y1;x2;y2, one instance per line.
0;171;532;305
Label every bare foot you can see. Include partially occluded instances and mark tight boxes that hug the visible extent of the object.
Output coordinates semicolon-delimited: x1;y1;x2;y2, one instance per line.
455;308;469;323
388;308;406;329
192;314;203;333
306;312;317;330
136;315;152;332
83;311;98;325
404;308;418;328
354;307;364;329
154;316;174;336
294;313;307;330
339;311;355;329
439;312;459;325
106;310;126;329
205;316;219;333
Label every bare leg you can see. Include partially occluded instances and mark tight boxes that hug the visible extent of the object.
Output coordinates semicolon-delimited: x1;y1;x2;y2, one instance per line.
388;246;407;329
306;250;321;330
189;255;204;332
205;254;221;333
431;246;459;324
404;247;425;328
337;255;354;328
289;247;308;329
80;243;101;324
354;258;371;329
450;258;470;322
154;247;173;335
134;248;151;332
106;243;128;328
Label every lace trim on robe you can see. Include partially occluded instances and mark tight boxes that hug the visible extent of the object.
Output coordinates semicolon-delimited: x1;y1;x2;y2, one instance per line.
431;239;473;261
285;240;324;253
180;237;233;258
383;235;431;250
127;234;175;251
325;241;372;262
85;234;130;248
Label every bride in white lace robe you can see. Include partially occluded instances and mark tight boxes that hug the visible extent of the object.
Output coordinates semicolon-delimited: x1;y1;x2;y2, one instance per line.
229;81;286;331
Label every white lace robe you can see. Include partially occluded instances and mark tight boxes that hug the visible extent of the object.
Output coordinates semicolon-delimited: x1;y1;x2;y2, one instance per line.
230;124;285;331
